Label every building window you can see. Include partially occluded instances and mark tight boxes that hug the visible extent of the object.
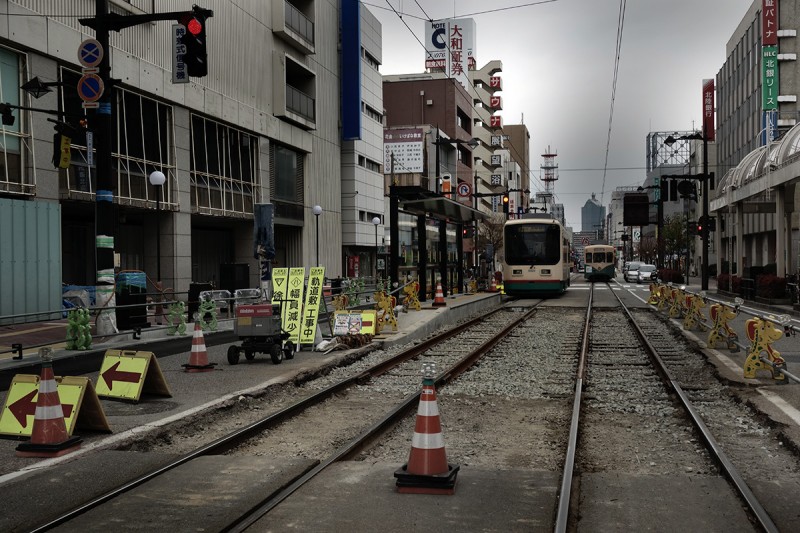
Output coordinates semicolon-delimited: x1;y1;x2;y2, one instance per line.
270;143;305;220
0;47;32;196
190;114;258;217
364;103;382;123
61;69;174;205
363;49;380;71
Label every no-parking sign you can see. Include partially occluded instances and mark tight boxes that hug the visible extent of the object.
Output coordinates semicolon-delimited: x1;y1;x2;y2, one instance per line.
457;182;472;198
78;73;104;103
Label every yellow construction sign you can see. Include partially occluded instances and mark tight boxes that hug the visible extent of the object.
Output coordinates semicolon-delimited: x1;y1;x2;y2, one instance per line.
299;266;325;345
333;310;377;336
284;267;306;345
271;267;289;334
0;375;111;438
95;350;172;402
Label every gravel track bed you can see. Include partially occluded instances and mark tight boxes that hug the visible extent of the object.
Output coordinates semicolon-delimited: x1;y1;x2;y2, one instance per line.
129;306;520;456
360;308;585;470
631;309;800;484
581;308;715;475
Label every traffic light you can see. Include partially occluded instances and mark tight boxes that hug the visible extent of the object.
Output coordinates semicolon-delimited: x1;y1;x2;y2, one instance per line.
180;11;208;77
502;194;509;214
0;103;14;126
696;216;704;236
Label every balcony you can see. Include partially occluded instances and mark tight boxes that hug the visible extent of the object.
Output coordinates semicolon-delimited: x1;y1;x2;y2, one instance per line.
273;0;315;55
273;52;316;129
286;84;315;122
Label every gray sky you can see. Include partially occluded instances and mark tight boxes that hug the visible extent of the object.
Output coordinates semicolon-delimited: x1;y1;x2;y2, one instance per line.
369;0;754;229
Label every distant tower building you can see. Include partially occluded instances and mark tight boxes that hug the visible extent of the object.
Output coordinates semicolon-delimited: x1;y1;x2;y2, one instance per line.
539;146;558;213
582;193;606;233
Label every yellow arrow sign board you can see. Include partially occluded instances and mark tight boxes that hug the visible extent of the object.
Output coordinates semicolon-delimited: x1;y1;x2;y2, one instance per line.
0;375;110;438
96;350;171;402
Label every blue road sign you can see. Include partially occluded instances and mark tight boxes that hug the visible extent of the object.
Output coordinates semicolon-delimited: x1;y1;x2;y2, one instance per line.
78;39;103;68
78;74;104;103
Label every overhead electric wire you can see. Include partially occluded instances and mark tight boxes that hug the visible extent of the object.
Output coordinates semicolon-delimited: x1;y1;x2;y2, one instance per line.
599;0;627;205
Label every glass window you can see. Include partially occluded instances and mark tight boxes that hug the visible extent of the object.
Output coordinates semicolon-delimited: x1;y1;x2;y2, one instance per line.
504;223;561;265
274;145;297;200
60;69;174;202
0;46;25;192
190;114;258;216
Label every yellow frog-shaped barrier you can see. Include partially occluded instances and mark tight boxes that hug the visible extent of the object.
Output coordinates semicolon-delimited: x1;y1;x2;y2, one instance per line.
656;284;670;311
374;291;398;334
744;317;785;380
647;283;661;305
707;303;738;351
682;293;707;331
332;294;349;311
402;281;421;311
668;288;683;318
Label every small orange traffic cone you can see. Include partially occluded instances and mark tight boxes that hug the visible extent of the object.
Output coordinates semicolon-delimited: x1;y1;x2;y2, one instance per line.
183;321;217;372
394;363;459;494
488;277;498;292
16;352;82;458
431;281;447;307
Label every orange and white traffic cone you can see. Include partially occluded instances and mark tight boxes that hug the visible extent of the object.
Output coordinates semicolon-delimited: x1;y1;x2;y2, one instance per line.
394;363;459;494
183;321;217;373
16;352;82;458
431;281;447;307
488;277;498;292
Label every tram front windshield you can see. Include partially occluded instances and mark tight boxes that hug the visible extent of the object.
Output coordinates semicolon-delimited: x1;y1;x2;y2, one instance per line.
505;224;561;265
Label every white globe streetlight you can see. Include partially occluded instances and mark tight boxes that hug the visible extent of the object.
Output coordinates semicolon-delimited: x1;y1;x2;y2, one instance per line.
148;170;166;324
312;205;322;266
372;216;381;279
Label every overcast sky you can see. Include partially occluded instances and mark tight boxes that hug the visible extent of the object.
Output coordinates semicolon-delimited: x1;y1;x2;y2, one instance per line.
367;0;755;229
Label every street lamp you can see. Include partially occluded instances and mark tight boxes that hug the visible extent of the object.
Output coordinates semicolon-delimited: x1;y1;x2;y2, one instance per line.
149;170;166;325
21;77;65;99
312;205;322;267
372;216;381;280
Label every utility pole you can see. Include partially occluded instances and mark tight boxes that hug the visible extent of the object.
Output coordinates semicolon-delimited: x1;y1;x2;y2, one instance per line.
701;132;710;290
93;0;116;335
80;3;212;334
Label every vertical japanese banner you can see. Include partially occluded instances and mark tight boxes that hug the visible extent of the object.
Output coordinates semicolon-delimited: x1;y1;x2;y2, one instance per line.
271;267;288;331
702;79;715;142
284;267;306;345
762;46;779;111
762;0;778;46
299;267;325;345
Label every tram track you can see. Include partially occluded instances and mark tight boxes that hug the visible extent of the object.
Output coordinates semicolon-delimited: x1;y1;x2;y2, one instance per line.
557;282;781;532
29;303;543;532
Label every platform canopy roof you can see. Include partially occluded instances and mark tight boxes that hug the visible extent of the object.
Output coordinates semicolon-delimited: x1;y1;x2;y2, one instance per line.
393;186;489;223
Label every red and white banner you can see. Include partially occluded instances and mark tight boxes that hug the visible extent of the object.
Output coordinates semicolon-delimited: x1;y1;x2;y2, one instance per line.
762;0;778;46
702;79;715;142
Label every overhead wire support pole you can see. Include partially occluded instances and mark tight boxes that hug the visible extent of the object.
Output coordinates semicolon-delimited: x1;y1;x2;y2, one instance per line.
701;132;710;291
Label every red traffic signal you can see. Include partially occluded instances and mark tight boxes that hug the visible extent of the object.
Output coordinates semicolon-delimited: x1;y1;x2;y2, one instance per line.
179;13;208;77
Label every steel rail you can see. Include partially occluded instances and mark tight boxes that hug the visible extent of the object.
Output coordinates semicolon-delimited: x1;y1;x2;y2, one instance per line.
611;289;779;533
29;304;514;532
554;281;594;533
227;305;541;532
